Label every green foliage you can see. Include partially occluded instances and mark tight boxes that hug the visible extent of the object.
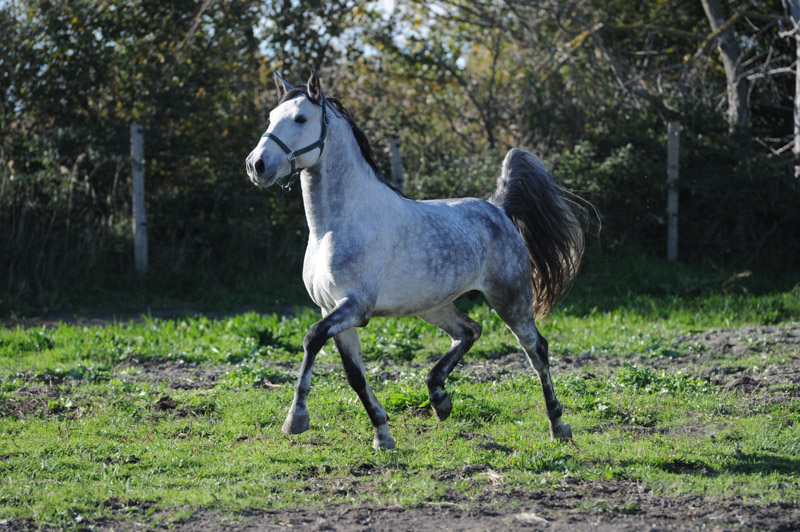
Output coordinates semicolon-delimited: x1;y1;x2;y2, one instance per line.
220;364;290;388
562;250;800;318
382;383;430;413
361;323;427;362
0;280;799;527
34;364;111;385
0;327;55;352
2;0;799;317
262;0;371;74
613;363;711;395
559;364;709;428
0;0;295;311
553;119;800;265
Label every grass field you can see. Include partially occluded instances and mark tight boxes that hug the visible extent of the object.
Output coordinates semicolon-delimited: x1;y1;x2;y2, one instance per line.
1;254;799;529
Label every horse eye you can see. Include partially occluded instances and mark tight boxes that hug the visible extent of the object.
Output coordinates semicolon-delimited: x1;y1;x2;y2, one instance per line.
295;115;307;124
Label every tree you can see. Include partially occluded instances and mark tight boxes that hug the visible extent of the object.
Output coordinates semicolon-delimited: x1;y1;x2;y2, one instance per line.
260;0;373;78
784;0;800;175
700;0;749;130
2;0;799;308
1;0;267;298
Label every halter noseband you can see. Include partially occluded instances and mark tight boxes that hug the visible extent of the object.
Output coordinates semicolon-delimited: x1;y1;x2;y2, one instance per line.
261;97;328;191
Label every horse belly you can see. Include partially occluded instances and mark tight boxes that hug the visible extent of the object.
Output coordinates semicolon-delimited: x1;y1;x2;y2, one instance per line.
372;243;486;317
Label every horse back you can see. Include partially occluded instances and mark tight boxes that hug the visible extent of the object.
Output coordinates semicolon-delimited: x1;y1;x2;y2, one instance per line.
370;197;527;314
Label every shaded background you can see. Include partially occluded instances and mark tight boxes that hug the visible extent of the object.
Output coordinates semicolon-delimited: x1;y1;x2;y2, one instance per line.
1;0;798;315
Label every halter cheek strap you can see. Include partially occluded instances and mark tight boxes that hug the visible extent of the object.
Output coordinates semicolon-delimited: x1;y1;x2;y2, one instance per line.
262;98;328;191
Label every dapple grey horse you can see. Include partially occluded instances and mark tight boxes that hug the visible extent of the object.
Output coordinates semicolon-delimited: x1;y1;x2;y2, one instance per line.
246;71;584;450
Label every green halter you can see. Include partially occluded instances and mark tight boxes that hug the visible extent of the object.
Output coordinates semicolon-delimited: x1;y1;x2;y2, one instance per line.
262;97;328;191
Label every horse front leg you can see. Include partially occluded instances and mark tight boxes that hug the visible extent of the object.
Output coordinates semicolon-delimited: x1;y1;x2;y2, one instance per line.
334;328;395;450
282;298;368;436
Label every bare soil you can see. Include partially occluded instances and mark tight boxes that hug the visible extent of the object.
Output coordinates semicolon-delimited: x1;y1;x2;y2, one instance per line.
3;324;799;531
89;479;800;531
119;356;231;390
165;325;800;531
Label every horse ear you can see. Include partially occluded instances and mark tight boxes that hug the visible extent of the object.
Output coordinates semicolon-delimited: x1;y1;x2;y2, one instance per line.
274;72;292;100
307;70;322;101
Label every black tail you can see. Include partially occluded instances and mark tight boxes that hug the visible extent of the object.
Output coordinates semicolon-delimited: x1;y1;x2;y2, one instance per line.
489;149;585;319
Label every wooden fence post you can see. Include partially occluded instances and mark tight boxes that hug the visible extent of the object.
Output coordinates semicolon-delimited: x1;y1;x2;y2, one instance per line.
131;124;148;274
666;121;680;261
389;138;404;194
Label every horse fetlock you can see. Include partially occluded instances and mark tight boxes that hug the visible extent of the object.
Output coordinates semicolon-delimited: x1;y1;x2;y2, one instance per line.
550;419;573;441
546;400;563;420
369;408;389;428
282;409;310;435
430;391;452;421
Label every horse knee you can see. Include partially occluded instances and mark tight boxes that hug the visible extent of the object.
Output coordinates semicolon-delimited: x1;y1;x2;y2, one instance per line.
370;406;389;427
521;333;551;372
548;400;563;420
536;332;548;355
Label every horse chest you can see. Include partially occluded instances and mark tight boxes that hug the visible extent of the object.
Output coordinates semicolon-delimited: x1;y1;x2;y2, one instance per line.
302;233;376;309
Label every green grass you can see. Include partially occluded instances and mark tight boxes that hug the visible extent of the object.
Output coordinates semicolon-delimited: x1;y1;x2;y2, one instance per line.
1;254;799;528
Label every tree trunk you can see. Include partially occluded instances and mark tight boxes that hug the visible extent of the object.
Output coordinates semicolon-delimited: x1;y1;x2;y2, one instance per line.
786;0;800;177
701;0;748;131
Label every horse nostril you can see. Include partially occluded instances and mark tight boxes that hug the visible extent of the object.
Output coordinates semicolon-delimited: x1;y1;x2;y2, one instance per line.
254;158;265;175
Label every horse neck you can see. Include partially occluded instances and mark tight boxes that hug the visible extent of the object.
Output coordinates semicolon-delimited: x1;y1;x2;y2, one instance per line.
300;120;394;239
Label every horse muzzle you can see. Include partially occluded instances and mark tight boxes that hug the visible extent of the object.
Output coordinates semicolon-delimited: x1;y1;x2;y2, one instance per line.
246;151;279;188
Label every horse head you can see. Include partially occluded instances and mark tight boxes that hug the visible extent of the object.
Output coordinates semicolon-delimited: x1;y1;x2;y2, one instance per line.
246;71;327;189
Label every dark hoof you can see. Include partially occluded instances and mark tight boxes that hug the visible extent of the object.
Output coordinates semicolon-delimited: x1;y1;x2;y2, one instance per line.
550;421;573;442
431;394;452;421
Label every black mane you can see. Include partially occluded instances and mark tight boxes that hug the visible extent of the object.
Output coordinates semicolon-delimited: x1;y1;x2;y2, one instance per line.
279;87;405;196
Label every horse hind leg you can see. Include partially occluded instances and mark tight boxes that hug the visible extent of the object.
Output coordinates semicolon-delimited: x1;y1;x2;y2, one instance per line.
529;330;573;441
334;328;395;450
488;292;572;441
419;304;482;421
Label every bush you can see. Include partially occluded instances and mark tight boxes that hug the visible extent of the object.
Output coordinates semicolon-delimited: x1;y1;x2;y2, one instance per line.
553;117;800;269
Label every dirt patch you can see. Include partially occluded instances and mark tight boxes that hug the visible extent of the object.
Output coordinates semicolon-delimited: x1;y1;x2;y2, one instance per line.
701;365;800;396
153;395;178;411
118;358;230;390
72;480;800;531
0;385;53;418
677;325;800;358
679;325;800;402
0;382;82;419
458;352;535;383
460;324;800;387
